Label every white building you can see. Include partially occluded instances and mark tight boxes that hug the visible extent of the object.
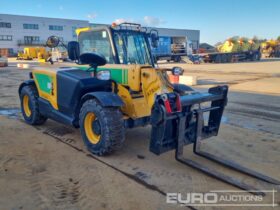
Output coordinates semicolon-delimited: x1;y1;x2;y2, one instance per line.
0;14;89;55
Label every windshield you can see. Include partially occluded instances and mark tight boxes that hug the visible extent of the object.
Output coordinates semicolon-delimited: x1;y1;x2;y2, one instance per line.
79;30;114;63
113;31;153;65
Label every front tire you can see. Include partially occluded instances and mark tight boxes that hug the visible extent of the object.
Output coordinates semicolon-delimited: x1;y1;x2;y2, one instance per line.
20;85;47;125
79;99;125;156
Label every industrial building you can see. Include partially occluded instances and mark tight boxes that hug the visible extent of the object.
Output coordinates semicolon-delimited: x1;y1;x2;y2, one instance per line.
0;14;200;56
0;14;88;56
90;23;200;50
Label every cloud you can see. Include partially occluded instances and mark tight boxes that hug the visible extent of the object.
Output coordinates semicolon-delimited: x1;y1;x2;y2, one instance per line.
142;16;166;26
87;13;98;19
114;18;134;24
113;16;166;27
114;18;126;24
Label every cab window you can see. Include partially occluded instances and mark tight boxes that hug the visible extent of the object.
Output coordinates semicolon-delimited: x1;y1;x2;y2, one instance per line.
113;31;152;65
79;30;114;63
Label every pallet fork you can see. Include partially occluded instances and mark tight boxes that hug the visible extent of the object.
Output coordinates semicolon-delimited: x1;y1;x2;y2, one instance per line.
150;85;280;196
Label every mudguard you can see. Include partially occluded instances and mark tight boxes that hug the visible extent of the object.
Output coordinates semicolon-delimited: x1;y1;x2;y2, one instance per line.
18;80;35;95
81;92;124;107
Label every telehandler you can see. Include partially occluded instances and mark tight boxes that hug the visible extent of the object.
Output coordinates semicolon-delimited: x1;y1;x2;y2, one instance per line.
19;23;279;194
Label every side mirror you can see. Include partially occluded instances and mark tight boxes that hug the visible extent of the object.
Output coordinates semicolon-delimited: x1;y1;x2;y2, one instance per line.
46;36;60;48
68;41;80;61
172;67;184;76
150;30;159;48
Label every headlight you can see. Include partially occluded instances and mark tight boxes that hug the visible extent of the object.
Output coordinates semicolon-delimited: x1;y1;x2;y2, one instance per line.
172;67;184;76
97;70;111;80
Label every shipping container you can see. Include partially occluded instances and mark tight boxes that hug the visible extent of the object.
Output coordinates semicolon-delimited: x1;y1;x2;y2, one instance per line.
151;36;171;56
150;35;192;62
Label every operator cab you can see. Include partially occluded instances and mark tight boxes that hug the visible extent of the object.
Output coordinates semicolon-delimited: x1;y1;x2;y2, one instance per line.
72;23;159;67
46;23;159;67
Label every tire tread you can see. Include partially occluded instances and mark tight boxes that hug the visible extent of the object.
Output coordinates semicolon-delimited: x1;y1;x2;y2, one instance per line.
79;99;125;156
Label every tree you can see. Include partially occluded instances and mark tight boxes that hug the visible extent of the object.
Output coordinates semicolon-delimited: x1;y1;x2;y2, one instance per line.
277;36;280;41
214;42;223;47
253;35;258;41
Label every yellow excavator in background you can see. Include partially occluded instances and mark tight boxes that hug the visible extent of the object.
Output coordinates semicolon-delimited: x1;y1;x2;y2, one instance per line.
17;47;50;61
17;48;37;60
261;40;280;58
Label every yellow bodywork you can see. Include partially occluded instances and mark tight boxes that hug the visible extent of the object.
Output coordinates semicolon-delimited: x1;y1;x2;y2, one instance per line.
76;27;93;36
119;67;173;118
101;64;173;119
127;64;142;91
31;64;173;120
140;68;173;108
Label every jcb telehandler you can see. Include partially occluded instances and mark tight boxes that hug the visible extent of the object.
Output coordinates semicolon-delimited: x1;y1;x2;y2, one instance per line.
19;23;279;194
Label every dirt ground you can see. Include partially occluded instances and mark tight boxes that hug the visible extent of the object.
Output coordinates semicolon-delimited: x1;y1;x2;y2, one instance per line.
0;58;279;210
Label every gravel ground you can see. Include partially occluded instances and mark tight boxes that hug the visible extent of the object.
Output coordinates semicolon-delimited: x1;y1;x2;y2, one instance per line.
0;58;279;210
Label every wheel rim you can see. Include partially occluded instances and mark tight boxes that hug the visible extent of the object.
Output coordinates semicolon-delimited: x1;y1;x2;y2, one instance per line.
23;95;31;117
84;112;101;144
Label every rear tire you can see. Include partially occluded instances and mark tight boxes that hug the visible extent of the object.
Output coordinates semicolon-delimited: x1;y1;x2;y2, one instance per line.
79;99;125;156
20;85;47;125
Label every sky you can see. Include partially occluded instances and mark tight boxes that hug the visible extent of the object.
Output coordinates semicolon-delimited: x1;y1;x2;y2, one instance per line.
1;0;279;45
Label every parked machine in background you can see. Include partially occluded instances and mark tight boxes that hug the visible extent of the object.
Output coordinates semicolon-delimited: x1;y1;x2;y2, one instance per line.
51;47;68;62
16;46;67;63
17;47;49;61
17;48;38;60
201;38;261;63
37;48;50;63
261;40;280;58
